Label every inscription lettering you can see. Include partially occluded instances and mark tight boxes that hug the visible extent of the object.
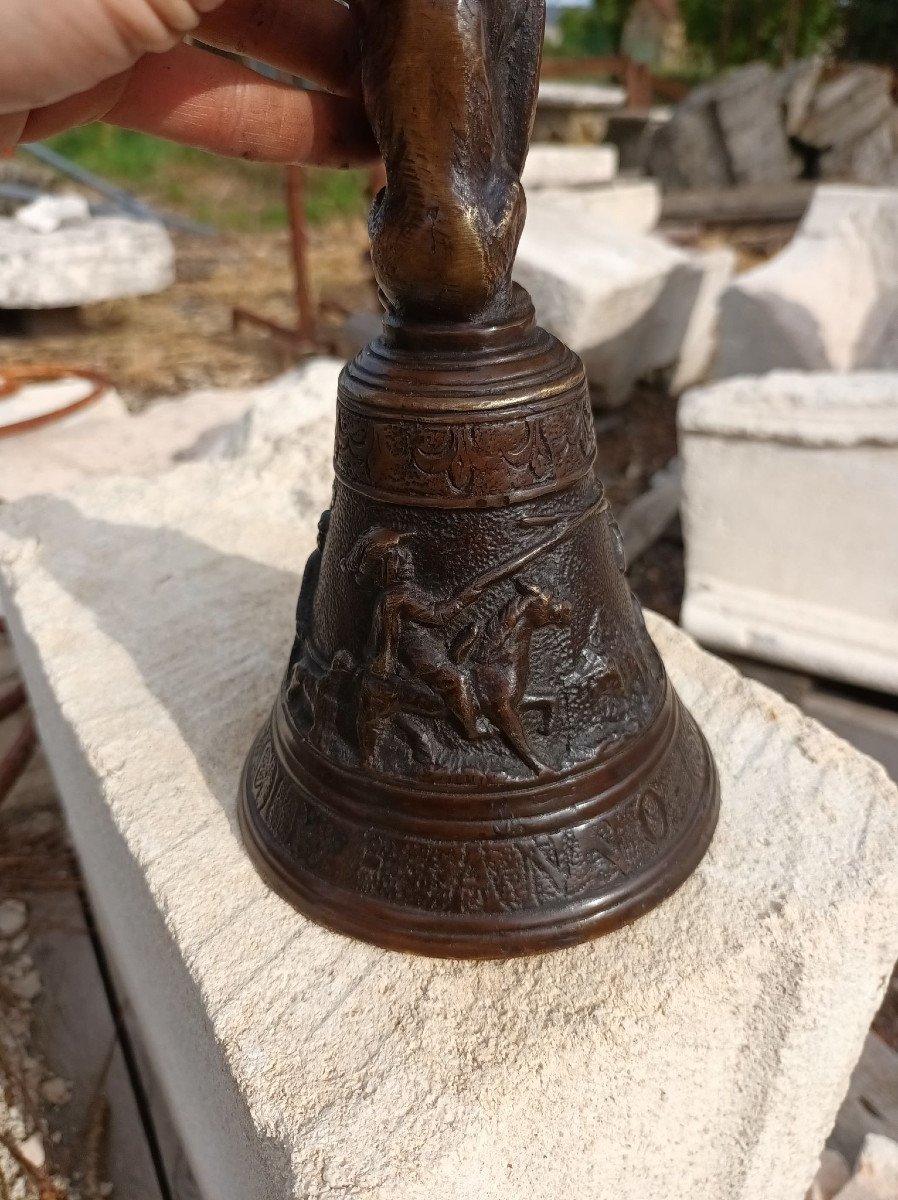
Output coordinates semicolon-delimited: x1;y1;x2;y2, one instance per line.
637;788;669;845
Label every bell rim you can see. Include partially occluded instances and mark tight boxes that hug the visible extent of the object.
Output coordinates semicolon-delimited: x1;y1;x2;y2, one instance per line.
237;692;720;960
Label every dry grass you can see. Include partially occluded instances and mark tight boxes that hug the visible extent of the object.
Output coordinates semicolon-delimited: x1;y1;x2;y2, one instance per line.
0;218;376;408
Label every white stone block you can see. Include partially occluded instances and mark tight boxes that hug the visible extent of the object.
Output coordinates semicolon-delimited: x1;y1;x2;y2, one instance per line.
779;57;824;137
0;359;342;503
527;181;661;235
515;204;708;405
522;144;618;189
0;216;174;308
835;1135;898;1200
670;246;736;395
712;186;898;378
1;456;897;1200
713;63;796;186
680;372;898;693
0;387;247;502
806;1149;851;1200
537;81;626;111
234;356;343;460
0;377;126;437
14;193;91;234
797;67;894;152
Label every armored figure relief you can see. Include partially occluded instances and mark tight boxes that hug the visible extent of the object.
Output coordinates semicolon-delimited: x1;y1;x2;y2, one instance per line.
344;526;571;777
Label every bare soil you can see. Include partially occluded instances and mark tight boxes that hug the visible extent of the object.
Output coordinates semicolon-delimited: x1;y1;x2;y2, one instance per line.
0;221;378;409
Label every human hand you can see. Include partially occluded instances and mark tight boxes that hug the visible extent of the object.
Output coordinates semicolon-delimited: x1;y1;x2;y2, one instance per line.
1;0;377;165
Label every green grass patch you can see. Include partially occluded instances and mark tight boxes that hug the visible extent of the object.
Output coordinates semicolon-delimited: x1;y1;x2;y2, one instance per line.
43;126;369;232
48;125;205;181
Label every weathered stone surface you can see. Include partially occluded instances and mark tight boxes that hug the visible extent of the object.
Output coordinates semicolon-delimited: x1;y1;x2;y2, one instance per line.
233;357;342;461
532;83;624;145
0;360;341;503
526;182;661;234
680;371;898;693
515;204;710;405
670;246;736;395
1;456;897;1200
797;67;894;152
605;108;671;173
0;216;174;308
834;1135;898;1200
822;118;898;187
712;185;898;378
806;1149;851;1200
779;57;825;137
537;82;626;111
521;144;618;189
648;86;733;190
14;194;91;234
831;1034;898;1165
714;63;796;185
0;386;247;502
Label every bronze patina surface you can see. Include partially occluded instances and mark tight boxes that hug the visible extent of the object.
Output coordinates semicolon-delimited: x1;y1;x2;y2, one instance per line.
239;0;719;958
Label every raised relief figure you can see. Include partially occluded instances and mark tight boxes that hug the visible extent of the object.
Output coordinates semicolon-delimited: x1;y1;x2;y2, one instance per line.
345;527;571;777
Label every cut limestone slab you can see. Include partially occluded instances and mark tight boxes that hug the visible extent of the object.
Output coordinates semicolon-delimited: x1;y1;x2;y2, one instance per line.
0;377;126;436
830;1034;898;1167
712;185;898;378
521;144;618;189
0;387;248;502
806;1150;851;1200
833;1135;898;1200
822;119;898;188
797;67;894;153
0;215;174;308
532;82;627;144
648;84;733;191
779;57;825;138
14;193;91;234
713;63;796;186
1;455;897;1200
0;359;341;503
537;81;627;111
670;246;736;395
515;204;711;405
680;372;898;693
527;181;661;235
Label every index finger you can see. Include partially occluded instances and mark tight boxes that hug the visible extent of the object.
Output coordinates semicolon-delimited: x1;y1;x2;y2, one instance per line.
197;0;361;96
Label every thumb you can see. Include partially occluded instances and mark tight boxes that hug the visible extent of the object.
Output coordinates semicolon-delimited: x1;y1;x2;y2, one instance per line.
1;0;229;116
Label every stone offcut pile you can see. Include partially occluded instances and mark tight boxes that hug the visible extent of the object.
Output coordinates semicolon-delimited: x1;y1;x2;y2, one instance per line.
651;60;898;190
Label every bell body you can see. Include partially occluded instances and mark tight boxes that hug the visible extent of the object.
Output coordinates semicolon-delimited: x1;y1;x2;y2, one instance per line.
239;294;719;958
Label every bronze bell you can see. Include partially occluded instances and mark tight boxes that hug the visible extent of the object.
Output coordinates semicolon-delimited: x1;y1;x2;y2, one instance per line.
239;0;719;958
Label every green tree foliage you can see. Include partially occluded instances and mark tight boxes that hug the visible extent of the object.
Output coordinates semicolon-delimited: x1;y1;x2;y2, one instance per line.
551;0;630;57
840;0;898;68
679;0;840;68
554;0;896;72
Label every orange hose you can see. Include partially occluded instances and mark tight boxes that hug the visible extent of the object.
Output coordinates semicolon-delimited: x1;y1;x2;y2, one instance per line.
0;364;110;439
